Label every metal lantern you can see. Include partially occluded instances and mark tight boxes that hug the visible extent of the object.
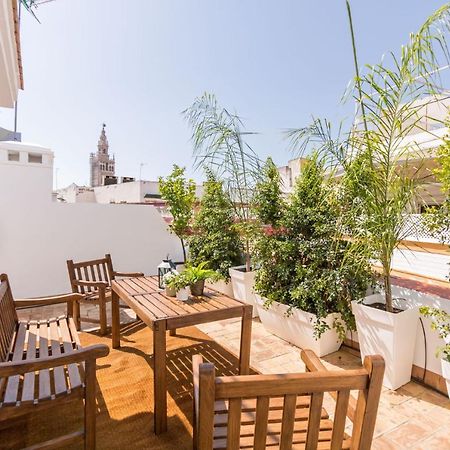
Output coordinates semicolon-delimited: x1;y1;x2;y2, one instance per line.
157;258;176;289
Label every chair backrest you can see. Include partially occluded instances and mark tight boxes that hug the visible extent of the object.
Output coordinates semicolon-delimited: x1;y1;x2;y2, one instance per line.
67;254;115;294
0;274;18;362
194;353;384;450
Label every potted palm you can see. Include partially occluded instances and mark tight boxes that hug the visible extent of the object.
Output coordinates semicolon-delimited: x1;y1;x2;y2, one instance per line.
254;156;371;356
420;307;450;398
288;4;450;388
188;171;242;297
184;93;262;314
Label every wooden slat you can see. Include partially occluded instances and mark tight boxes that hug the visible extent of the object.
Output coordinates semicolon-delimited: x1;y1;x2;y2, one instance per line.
226;398;241;449
59;318;82;390
49;319;67;396
306;392;324;450
4;322;27;404
23;430;84;450
21;322;38;402
280;394;298;449
331;390;350;450
253;396;270;450
38;320;51;400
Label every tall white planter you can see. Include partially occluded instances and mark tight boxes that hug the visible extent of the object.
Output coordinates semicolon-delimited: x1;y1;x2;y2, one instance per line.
352;294;419;390
205;279;234;298
229;266;258;318
255;295;343;357
442;359;450;399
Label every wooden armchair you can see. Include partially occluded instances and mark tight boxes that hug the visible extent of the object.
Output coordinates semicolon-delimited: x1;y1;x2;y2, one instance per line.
193;349;384;450
67;254;144;335
0;274;109;450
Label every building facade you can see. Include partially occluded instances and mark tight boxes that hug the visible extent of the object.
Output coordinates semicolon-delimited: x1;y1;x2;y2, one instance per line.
89;124;115;187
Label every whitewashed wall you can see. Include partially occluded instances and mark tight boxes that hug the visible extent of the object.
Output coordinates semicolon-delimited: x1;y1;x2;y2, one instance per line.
0;142;183;297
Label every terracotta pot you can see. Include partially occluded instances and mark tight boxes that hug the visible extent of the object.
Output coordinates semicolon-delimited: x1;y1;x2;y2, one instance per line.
190;280;205;297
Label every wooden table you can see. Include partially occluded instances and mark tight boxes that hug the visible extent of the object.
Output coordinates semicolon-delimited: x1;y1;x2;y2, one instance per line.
111;276;253;435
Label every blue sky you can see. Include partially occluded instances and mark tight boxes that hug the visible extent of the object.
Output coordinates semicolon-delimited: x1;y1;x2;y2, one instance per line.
0;0;447;187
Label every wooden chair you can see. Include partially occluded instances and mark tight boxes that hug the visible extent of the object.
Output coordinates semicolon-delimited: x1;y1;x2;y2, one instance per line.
193;349;384;450
67;254;143;335
0;274;109;450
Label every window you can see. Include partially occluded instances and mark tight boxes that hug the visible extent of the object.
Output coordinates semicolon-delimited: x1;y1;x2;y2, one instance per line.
7;151;20;162
28;153;43;164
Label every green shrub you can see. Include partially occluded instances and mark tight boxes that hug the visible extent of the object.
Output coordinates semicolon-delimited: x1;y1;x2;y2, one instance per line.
189;171;243;280
255;153;372;339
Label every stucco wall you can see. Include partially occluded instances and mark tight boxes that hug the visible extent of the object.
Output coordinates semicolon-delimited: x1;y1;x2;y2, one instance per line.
0;142;183;297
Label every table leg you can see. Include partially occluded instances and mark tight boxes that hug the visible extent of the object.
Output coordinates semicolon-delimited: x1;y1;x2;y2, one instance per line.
239;305;252;375
153;320;167;434
112;290;120;349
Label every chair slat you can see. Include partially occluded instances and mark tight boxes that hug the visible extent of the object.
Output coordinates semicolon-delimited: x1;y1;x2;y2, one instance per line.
21;322;38;402
331;390;350;450
226;398;241;449
253;396;270;450
280;394;297;449
49;319;67;396
59;318;82;390
4;322;27;404
305;392;324;450
38;320;51;400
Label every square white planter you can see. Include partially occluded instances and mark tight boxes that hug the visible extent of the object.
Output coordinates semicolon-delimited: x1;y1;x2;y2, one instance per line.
442;359;450;399
205;279;235;298
229;266;258;318
352;294;419;390
255;295;343;357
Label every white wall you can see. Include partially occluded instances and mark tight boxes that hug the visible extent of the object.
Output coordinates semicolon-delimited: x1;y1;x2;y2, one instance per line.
0;143;183;297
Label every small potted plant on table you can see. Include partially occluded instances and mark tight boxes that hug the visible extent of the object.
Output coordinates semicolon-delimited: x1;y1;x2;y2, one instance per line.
183;262;222;297
166;272;190;301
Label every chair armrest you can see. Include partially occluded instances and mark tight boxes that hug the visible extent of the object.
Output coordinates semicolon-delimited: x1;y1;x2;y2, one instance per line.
301;349;328;372
301;349;357;422
14;293;84;309
0;344;109;378
73;280;108;289
113;271;144;278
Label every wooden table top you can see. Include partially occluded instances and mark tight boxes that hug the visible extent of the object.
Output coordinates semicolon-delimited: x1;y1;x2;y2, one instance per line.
112;276;248;329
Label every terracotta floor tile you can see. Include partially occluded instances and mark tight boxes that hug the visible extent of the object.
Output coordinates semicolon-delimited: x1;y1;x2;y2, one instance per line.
384;420;436;448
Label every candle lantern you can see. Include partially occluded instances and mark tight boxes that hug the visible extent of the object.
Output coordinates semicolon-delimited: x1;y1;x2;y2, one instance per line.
157;258;176;289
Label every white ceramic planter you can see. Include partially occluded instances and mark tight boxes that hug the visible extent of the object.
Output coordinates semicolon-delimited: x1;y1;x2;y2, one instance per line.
229;266;258;318
442;358;450;399
205;279;235;298
352;294;419;390
255;295;343;357
176;287;189;301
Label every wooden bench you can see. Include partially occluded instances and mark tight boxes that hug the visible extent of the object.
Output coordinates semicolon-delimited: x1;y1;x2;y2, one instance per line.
0;274;109;449
67;254;143;335
193;349;384;450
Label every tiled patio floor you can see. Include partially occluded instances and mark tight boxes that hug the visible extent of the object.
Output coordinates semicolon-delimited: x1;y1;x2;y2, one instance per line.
18;303;450;449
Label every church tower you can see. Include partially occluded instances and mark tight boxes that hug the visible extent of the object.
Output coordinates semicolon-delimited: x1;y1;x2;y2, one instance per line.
89;124;115;187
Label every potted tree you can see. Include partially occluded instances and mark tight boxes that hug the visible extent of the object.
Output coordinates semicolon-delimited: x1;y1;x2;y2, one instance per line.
420;307;450;398
288;4;450;388
188;171;243;297
184;93;261;312
159;165;197;264
254;155;371;356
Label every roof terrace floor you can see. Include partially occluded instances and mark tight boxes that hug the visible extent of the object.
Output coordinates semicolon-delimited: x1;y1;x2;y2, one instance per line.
11;302;450;450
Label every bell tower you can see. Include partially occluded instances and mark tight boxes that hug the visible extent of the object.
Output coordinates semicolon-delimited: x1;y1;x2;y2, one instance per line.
89;124;115;187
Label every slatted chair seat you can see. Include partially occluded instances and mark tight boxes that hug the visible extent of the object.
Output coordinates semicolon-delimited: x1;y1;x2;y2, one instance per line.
0;316;84;414
67;254;143;335
193;350;384;450
0;274;109;449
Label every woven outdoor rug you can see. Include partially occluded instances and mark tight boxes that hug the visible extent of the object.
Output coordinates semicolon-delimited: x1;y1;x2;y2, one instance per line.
2;322;245;449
